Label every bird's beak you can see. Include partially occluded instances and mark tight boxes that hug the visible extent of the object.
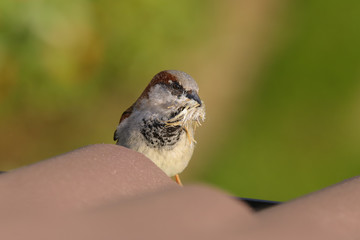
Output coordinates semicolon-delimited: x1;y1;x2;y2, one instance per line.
186;91;202;107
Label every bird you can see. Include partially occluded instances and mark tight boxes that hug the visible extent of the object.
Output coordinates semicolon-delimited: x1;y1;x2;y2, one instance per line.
114;70;205;185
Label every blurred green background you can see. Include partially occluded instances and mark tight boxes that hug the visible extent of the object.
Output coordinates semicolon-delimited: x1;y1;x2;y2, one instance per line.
1;0;360;201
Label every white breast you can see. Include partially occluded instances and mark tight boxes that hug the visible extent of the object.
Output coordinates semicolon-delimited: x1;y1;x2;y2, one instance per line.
135;131;194;176
115;115;195;177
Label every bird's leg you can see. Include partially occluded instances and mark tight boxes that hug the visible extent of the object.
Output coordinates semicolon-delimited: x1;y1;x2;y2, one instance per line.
175;174;183;186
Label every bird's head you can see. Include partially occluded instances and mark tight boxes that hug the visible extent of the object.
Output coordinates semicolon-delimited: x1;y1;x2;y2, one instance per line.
136;70;205;132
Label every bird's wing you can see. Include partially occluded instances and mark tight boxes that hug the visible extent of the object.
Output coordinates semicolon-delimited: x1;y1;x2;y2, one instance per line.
113;105;134;142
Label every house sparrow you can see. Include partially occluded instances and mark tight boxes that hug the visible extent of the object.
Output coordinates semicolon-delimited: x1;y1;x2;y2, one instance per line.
114;70;205;185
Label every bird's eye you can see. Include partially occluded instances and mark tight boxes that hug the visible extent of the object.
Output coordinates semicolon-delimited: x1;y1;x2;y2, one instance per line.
172;82;182;90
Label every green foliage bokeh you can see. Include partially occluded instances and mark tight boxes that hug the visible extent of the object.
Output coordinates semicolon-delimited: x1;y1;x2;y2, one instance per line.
1;0;360;201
